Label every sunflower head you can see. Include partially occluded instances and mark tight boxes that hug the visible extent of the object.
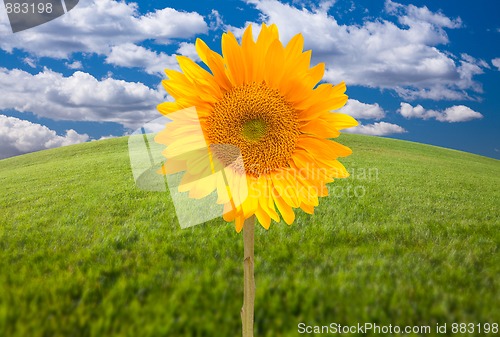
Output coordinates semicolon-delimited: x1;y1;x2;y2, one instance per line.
155;24;358;232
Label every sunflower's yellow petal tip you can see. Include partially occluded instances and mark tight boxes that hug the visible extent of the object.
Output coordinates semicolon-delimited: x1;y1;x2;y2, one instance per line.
195;37;208;51
175;54;187;62
341;113;359;128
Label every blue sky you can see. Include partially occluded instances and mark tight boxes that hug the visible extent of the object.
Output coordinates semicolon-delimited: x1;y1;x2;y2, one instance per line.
0;0;499;159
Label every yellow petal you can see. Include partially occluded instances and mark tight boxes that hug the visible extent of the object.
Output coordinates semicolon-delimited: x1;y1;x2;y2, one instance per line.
188;174;216;199
297;135;352;159
284;33;304;59
241;25;256;83
176;56;222;101
223;202;237;221
307;62;325;86
252;23;280;82
195;38;232;91
255;205;271;229
299;202;315;214
322;112;359;130
158;159;186;175
164;134;206;157
296;82;348;116
271;171;300;208
264;40;285;90
241;178;258;218
272;192;295;225
256;176;280;222
161;79;194;100
300;118;341;138
235;214;245;233
157;102;182;115
216;172;231;204
222;31;246;86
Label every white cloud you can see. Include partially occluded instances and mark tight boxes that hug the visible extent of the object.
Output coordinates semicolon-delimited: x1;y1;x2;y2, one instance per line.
65;61;83;69
394;86;470;101
345;122;407;136
96;135;117;141
105;43;178;75
0;67;165;128
440;105;483;122
237;0;486;100
492;58;500;71
399;103;430;119
0;115;89;159
318;0;336;12
0;0;208;59
23;57;37;68
399;102;483;122
102;41;200;76
208;9;224;30
338;99;385;119
385;0;462;29
176;42;201;62
461;53;489;69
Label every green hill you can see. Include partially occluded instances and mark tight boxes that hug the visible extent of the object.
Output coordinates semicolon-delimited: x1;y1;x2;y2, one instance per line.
0;134;499;337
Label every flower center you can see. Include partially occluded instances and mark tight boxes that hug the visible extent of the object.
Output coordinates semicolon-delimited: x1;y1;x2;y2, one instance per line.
206;82;300;176
241;118;268;141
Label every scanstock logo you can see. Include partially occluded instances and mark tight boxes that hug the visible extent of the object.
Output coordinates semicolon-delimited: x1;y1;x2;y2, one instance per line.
4;0;79;33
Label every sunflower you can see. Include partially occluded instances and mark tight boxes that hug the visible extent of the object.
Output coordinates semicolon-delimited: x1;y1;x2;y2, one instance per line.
155;24;357;232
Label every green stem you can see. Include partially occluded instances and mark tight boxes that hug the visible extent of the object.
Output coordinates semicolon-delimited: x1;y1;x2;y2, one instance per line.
241;215;255;337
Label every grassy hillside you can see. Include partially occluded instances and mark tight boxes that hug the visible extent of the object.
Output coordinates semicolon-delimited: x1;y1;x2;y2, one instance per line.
0;134;498;337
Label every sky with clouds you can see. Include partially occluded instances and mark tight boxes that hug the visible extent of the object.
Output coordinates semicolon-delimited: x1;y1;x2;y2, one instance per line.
0;0;498;159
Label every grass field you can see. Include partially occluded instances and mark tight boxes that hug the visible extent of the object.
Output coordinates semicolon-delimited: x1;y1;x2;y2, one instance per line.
0;134;498;337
